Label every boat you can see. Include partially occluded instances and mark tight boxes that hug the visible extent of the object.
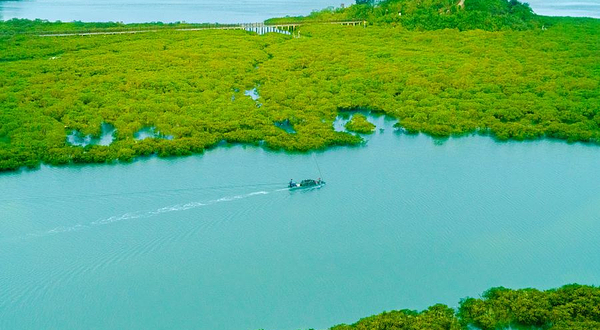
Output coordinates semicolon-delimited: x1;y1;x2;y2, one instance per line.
288;154;326;190
288;178;326;189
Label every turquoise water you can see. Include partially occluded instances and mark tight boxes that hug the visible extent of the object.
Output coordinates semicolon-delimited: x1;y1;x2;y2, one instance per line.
0;0;599;23
527;0;600;18
0;0;344;23
1;117;600;330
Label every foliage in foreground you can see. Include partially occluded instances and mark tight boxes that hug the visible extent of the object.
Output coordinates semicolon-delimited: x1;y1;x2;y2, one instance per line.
0;14;599;171
458;285;600;330
328;284;600;330
332;304;461;330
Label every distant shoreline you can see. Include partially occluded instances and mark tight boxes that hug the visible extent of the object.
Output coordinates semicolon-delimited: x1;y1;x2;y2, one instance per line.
0;0;599;24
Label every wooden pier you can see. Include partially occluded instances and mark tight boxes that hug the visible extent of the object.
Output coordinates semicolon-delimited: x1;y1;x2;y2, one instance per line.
37;21;366;37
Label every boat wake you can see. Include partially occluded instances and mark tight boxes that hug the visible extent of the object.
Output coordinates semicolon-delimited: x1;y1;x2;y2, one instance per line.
91;191;269;226
22;190;273;239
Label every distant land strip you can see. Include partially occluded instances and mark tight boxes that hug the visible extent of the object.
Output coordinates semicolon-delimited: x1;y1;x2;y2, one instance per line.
36;21;365;37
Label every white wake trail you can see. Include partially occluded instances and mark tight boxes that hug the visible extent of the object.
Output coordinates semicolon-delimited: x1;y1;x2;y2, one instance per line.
91;190;270;226
24;190;274;238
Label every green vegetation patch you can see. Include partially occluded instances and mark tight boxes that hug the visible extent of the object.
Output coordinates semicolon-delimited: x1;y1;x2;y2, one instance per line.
0;1;599;171
0;19;238;36
267;0;541;31
345;114;376;134
458;285;600;330
332;304;461;330
328;284;600;330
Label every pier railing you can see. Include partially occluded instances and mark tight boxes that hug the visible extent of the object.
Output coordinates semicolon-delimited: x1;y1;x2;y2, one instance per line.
32;21;365;37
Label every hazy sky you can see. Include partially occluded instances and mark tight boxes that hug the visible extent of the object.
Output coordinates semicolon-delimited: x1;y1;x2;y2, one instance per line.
0;0;598;23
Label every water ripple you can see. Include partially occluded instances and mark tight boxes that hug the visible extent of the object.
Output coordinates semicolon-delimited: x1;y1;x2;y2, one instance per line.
19;190;273;240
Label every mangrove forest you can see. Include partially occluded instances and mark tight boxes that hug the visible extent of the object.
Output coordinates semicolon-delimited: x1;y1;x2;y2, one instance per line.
326;284;600;330
0;0;599;171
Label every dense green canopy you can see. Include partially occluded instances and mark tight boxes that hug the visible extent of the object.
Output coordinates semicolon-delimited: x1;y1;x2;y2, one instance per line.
0;0;599;171
331;304;461;330
329;284;600;330
458;284;600;329
266;0;540;31
345;114;376;134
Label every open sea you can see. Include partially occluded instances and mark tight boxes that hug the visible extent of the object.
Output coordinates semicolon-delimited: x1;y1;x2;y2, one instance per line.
0;0;598;23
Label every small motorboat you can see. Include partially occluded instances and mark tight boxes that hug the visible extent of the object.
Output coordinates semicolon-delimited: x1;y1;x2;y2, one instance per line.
288;179;326;189
288;155;326;190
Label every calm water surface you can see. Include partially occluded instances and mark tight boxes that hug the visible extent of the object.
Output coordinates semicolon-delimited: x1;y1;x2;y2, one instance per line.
0;0;343;23
0;0;599;22
1;117;600;330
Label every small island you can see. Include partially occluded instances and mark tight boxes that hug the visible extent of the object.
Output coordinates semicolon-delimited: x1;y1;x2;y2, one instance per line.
345;114;376;134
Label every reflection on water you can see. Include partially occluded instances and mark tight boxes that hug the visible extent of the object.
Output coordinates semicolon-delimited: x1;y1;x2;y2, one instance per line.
274;119;296;134
333;110;394;133
244;87;259;101
67;123;115;147
0;0;598;23
244;87;263;107
134;126;174;141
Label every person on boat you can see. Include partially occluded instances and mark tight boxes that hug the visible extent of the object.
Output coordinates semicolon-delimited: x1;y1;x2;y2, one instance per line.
289;179;296;188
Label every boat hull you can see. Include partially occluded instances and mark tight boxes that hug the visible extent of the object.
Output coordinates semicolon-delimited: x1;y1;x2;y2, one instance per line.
288;180;326;190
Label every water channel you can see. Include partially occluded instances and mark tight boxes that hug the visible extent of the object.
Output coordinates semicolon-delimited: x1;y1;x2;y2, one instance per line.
1;1;599;328
1;116;599;330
